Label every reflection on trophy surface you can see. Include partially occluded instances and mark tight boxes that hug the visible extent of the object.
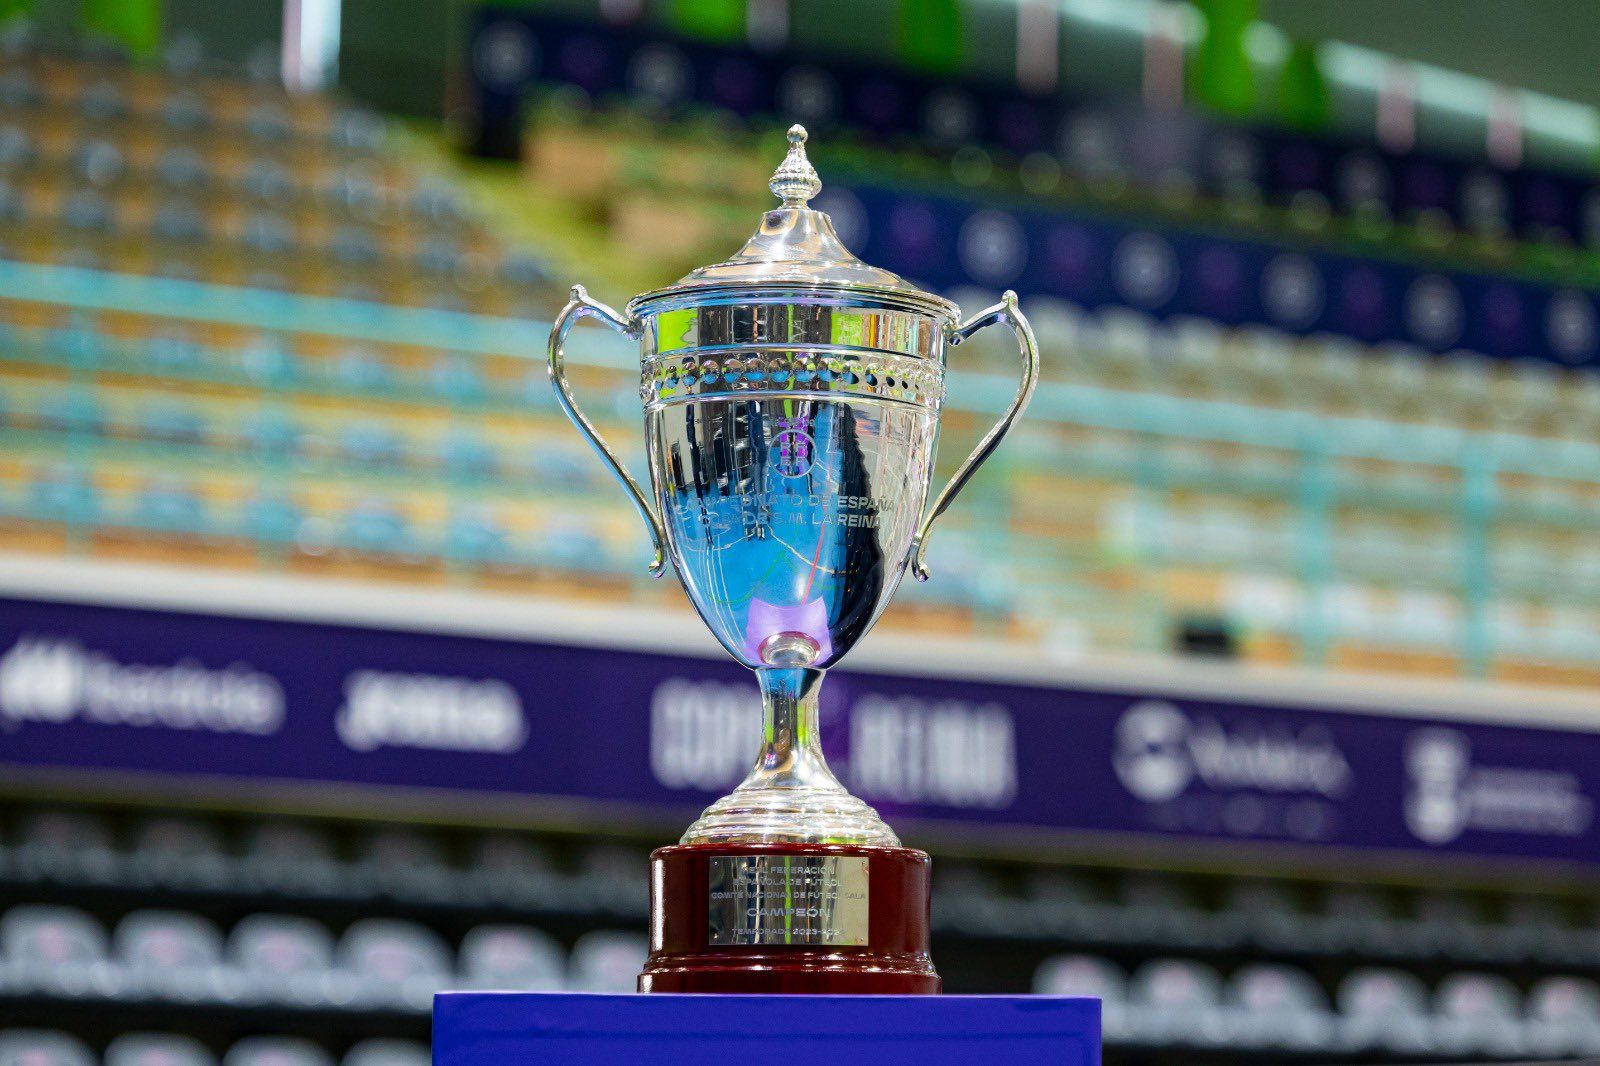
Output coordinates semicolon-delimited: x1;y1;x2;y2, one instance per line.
549;124;1038;992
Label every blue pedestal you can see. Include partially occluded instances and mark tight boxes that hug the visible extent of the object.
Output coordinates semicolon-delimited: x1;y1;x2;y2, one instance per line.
434;992;1100;1065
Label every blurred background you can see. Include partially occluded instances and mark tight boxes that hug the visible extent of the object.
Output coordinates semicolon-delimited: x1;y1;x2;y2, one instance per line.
5;0;1600;1062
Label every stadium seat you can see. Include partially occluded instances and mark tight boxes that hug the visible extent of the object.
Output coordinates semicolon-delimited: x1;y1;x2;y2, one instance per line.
414;236;463;277
132;480;207;533
239;212;296;255
0;69;39;109
332;347;394;391
27;465;100;524
499;253;550;288
468;834;559;908
152;147;208;191
351;828;456;902
329;109;384;153
127;816;231;890
0;177;25;222
1117;875;1218;948
237;821;343;895
222;1037;332;1066
71;138;124;186
79;79;127;122
1526;975;1600;1057
144;330;203;373
1127;958;1228;1046
152;200;208;243
242;494;305;547
158;94;209;134
0;124;35;168
325;165;386;218
341;500;414;555
114;909;232;1002
0;1031;96;1066
529;446;597;490
13;809;119;883
335;918;452;1010
37;392;106;434
1019;867;1101;939
574;846;648;914
1219;879;1307;951
445;507;509;564
242;159;294;203
430;356;486;404
228;913;338;1007
105;1033;216;1066
1033;955;1128;1041
1226;963;1334;1050
436;428;497;479
1431;970;1526;1057
1314;884;1406;955
235;335;295;385
1499;893;1573;963
457;925;565;991
242;409;303;457
59;189;116;232
246;104;293;143
327;225;381;266
0;904;115;998
139;403;208;444
340;421;407;468
1336;967;1435;1053
567;931;647;994
1407;891;1500;960
340;1042;428;1066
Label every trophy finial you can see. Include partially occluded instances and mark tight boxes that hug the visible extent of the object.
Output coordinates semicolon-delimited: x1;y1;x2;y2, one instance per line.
768;123;821;208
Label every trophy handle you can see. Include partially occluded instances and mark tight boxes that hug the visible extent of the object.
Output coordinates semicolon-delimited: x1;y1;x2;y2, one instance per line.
910;290;1039;582
548;284;667;577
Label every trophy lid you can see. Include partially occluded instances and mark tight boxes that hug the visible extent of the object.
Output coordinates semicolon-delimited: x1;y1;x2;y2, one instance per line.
626;125;958;320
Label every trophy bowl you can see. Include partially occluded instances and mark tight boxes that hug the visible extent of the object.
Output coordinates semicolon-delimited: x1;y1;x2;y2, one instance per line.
549;126;1038;992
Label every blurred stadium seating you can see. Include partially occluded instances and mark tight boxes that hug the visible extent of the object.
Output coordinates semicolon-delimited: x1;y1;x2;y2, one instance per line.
4;3;1600;1065
1;801;1599;1058
8;63;1600;685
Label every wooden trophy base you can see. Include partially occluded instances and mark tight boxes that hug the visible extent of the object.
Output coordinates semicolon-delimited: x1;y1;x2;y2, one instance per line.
639;842;940;994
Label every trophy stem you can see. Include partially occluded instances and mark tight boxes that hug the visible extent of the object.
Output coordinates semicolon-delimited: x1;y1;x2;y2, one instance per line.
678;667;900;846
747;666;836;794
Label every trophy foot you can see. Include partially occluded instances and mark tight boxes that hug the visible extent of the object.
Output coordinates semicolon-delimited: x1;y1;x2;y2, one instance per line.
680;785;901;846
640;842;939;994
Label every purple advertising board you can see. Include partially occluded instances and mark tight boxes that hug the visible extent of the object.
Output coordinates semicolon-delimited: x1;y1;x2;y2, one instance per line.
0;594;1596;872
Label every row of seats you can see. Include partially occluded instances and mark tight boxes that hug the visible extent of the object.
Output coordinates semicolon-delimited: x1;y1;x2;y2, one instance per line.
0;196;498;286
4;396;579;476
1;472;641;574
1;903;647;1007
0;49;547;308
2;813;647;913
0;52;382;153
1036;954;1600;1057
7;323;556;397
8;49;1600;683
11;338;552;401
1036;300;1600;438
9;810;1600;968
0;131;404;206
940;867;1600;965
11;460;1600;671
0;45;369;144
0;1032;424;1066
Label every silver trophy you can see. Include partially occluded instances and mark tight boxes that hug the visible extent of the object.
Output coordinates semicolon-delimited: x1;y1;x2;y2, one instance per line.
549;126;1038;849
